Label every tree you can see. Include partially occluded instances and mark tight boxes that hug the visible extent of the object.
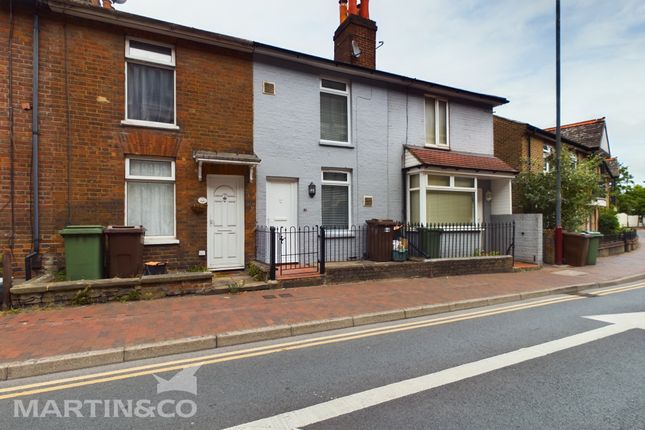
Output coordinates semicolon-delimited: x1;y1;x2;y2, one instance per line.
617;185;645;218
514;147;604;231
610;162;634;203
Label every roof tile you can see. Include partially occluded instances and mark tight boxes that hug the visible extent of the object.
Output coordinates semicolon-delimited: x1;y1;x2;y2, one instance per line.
407;146;518;174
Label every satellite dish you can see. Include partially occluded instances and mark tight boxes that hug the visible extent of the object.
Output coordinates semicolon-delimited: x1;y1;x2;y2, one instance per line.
351;40;362;58
112;0;127;4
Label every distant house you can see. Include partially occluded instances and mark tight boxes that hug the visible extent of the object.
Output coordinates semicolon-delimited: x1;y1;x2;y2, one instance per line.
494;116;592;213
544;118;621;227
494;116;620;230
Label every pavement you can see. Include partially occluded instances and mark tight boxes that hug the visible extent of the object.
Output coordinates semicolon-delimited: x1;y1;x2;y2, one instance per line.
0;233;643;380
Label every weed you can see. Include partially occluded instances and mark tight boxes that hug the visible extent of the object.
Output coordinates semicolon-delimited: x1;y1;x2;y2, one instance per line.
71;287;92;306
247;263;265;281
53;269;67;282
227;279;245;294
120;288;142;303
186;265;208;273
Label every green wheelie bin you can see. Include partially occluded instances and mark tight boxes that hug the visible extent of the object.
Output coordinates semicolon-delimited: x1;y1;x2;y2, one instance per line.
59;226;105;280
584;231;603;265
418;227;443;258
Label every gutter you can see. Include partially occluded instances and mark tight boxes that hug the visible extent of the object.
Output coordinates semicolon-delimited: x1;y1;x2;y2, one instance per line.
46;1;254;53
253;44;509;108
25;13;40;280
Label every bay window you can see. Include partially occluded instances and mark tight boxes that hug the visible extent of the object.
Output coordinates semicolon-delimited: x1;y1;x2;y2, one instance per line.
408;174;477;224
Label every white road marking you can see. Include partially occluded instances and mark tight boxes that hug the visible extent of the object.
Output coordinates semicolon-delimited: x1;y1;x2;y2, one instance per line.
225;312;645;430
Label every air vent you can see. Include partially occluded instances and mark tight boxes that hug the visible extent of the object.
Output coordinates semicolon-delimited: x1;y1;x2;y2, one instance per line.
362;196;374;207
263;81;276;95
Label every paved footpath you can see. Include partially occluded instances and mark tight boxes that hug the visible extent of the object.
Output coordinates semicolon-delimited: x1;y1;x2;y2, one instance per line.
0;234;643;374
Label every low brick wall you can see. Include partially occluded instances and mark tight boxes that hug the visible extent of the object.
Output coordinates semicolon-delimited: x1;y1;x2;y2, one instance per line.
324;256;513;285
324;260;433;284
598;235;639;257
598;241;625;257
429;256;513;278
11;273;213;308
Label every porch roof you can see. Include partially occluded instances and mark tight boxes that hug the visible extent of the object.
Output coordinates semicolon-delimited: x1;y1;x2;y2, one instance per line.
193;150;261;181
405;146;518;175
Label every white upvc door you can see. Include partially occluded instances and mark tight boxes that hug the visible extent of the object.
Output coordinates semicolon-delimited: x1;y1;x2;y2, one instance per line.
266;179;298;263
207;175;245;271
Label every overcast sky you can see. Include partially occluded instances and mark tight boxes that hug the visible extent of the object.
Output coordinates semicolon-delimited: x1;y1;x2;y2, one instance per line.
118;0;645;182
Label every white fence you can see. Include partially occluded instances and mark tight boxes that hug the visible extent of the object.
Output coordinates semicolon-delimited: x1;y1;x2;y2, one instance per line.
617;213;641;228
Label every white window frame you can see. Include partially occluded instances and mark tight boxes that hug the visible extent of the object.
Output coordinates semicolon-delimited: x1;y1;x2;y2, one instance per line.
543;144;553;173
408;172;478;226
122;37;179;130
319;78;352;146
321;170;352;232
125;157;178;245
424;96;450;148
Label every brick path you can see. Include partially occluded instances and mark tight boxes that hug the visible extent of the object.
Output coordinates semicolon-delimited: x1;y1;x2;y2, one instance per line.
0;236;643;363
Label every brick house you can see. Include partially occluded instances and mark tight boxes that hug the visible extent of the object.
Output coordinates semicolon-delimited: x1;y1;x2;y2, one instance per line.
253;0;516;252
495;116;620;229
494;116;592;213
1;0;259;276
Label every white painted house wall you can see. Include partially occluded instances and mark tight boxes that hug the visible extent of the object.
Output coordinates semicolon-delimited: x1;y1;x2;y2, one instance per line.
253;56;499;227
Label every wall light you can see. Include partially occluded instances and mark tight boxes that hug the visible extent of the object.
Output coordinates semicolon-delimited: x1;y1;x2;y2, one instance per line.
308;182;317;198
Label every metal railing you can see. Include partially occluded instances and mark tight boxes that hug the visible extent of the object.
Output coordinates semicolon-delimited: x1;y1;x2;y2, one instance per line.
600;229;638;244
256;222;515;281
256;226;320;280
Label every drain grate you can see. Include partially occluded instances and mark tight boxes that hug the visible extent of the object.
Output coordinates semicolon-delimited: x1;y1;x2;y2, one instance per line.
279;293;293;298
262;295;277;300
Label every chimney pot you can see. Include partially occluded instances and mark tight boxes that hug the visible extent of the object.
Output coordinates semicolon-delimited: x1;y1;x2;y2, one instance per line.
102;0;113;9
359;0;370;19
348;0;358;15
339;0;348;24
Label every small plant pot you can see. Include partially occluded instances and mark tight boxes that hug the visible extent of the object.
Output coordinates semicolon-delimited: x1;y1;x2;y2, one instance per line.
144;262;167;276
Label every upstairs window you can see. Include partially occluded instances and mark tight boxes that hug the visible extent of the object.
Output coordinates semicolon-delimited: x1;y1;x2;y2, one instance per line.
425;97;449;147
320;79;350;144
543;144;553;173
125;39;176;127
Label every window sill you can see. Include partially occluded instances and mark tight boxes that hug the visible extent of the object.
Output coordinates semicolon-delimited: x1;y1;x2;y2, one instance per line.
424;144;450;150
319;140;354;149
121;119;180;131
144;238;180;246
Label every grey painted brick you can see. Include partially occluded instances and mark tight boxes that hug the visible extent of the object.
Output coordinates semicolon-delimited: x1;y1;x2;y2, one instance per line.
253;57;496;229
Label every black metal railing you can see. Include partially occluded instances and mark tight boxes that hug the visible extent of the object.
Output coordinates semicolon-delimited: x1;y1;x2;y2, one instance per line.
256;222;515;280
600;229;638;244
256;225;320;280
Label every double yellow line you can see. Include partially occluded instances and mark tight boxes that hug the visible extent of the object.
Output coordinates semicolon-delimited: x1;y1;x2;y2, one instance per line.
0;282;643;400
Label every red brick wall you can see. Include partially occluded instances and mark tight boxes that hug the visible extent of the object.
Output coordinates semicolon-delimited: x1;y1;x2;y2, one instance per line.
333;15;377;69
0;4;254;275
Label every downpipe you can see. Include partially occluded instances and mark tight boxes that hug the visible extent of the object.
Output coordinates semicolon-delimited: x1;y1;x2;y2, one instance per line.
26;13;40;280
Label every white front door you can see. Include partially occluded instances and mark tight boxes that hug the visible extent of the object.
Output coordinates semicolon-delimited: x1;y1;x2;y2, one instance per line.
207;175;245;270
266;179;298;263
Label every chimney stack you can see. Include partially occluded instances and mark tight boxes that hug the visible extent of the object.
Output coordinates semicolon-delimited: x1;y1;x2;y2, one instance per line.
334;0;377;69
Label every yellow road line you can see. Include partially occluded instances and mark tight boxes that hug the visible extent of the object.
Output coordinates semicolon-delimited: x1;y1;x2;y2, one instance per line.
594;282;645;296
0;295;571;395
0;295;581;400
